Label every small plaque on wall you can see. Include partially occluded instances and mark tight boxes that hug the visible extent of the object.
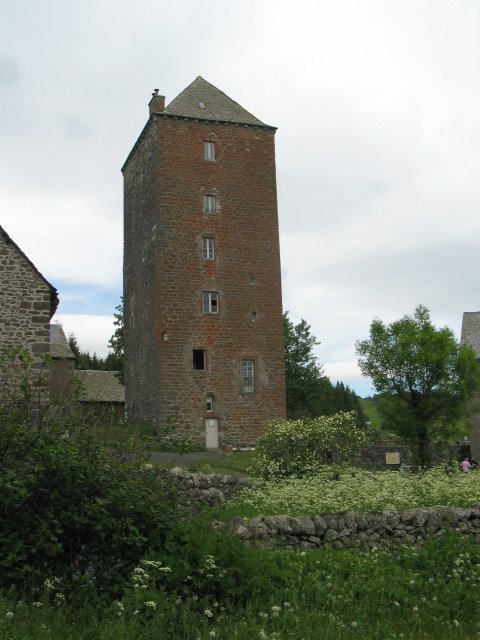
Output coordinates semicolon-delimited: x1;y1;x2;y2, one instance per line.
386;452;400;465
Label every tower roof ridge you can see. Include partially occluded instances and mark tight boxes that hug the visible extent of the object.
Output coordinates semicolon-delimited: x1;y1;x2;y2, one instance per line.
164;76;268;126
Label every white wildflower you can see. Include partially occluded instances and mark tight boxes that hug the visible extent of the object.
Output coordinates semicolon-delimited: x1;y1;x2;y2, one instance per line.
204;609;214;618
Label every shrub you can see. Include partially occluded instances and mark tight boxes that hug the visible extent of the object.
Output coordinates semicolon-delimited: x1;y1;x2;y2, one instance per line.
0;351;183;600
255;411;367;478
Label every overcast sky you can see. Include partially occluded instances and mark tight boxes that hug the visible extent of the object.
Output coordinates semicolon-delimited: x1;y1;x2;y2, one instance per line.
1;0;479;396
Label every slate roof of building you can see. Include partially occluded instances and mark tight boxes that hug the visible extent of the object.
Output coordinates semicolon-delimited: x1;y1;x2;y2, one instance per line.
74;370;125;403
50;324;75;359
164;76;269;127
0;225;59;316
461;311;480;358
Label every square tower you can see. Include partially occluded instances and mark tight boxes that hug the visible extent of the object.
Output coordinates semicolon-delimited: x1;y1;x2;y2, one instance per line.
122;77;286;448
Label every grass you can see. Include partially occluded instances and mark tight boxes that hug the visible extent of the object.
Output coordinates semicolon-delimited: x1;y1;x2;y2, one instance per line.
1;533;479;639
359;397;383;431
187;451;257;476
4;426;480;640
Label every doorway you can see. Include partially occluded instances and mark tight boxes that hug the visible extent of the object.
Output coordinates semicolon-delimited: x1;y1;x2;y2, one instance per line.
205;417;219;449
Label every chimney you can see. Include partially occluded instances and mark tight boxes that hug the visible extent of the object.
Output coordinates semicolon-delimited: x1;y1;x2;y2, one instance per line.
149;89;165;115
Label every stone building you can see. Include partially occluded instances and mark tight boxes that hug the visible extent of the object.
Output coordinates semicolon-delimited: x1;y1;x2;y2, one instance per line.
74;370;125;425
0;225;58;386
122;77;286;448
49;323;76;398
461;311;480;459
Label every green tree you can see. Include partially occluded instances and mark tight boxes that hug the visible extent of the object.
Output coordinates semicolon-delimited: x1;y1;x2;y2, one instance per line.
283;312;366;424
68;333;107;370
283;312;325;418
356;305;480;466
108;299;124;384
68;303;124;379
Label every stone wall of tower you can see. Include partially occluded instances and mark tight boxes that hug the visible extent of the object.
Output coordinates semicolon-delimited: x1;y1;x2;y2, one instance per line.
469;392;480;461
123;122;161;425
460;312;480;461
124;114;286;445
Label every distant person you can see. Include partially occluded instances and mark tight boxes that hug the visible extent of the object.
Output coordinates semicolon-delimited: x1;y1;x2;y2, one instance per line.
460;458;473;474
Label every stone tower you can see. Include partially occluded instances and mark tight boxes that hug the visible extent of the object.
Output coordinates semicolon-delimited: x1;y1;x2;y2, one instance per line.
122;77;286;448
461;311;480;460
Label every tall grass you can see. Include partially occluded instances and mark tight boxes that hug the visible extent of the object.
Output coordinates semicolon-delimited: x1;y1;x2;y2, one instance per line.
1;533;479;639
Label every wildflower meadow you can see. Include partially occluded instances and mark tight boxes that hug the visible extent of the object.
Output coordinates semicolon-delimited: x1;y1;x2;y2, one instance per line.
224;464;480;518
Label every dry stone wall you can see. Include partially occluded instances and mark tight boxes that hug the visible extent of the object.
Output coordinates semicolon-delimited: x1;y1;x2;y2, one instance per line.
169;467;254;505
229;506;480;551
170;469;480;550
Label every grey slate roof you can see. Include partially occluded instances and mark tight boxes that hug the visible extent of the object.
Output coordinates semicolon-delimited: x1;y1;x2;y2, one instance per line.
461;312;480;358
74;370;125;403
50;324;75;359
164;76;269;127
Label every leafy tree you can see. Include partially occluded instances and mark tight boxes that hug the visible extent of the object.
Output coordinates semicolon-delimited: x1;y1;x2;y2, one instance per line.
356;305;480;466
283;312;325;418
108;299;124;384
283;312;366;425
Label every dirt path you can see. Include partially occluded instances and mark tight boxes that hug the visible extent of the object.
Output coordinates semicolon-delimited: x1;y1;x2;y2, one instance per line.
151;450;222;466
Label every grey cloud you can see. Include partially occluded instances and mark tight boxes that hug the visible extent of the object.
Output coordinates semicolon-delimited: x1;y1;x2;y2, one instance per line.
61;115;93;138
0;54;20;87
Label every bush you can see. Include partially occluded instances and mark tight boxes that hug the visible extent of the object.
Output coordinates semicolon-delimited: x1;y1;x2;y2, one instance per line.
256;411;367;478
0;351;183;600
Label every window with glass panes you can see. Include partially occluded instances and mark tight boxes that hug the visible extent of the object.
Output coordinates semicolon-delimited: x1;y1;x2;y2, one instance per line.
204;141;215;161
204;195;217;214
202;237;215;260
242;360;255;392
202;291;218;314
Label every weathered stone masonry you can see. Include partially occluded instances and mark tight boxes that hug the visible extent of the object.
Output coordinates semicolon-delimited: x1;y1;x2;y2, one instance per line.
0;226;58;385
123;77;286;447
461;311;480;460
230;506;480;551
